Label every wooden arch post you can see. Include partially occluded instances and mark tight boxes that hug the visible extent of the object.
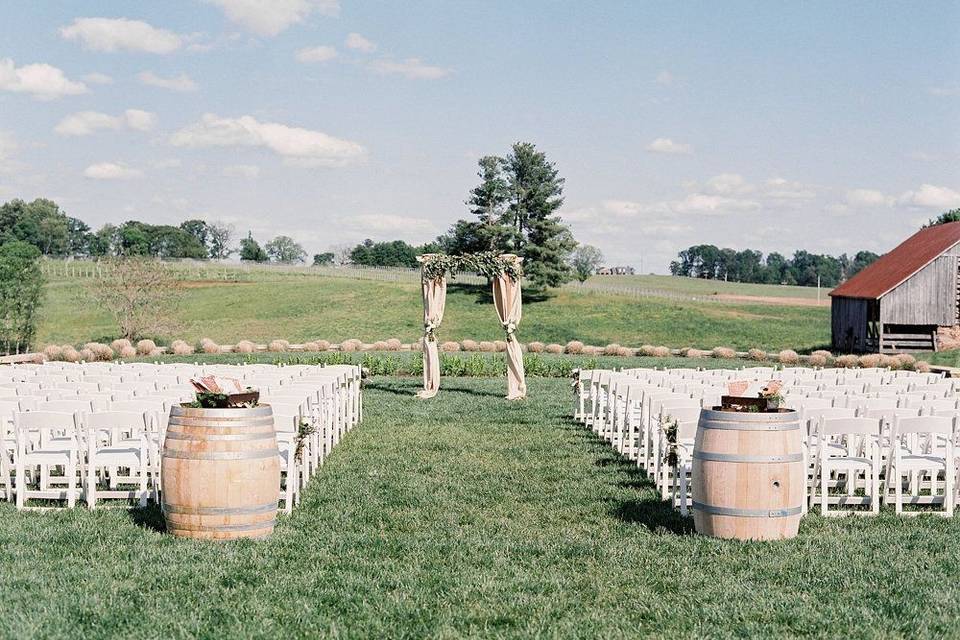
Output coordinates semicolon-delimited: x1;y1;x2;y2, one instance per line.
492;254;526;400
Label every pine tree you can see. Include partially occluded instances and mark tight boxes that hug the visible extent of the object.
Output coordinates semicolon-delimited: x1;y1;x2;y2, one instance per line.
465;155;511;251
502;142;576;289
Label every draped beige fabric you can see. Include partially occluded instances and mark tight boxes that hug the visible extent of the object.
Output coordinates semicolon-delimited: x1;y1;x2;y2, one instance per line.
416;274;447;399
492;257;526;400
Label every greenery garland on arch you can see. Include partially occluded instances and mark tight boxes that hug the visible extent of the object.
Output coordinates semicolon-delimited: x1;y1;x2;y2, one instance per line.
419;252;523;283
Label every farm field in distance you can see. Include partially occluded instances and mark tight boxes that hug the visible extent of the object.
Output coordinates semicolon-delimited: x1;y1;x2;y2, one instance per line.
37;266;831;353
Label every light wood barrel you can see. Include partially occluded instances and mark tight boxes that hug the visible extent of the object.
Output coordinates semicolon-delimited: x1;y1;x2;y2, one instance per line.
161;405;280;540
691;408;803;541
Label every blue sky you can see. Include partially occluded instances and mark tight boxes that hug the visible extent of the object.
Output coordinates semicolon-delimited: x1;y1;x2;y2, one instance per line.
0;1;958;271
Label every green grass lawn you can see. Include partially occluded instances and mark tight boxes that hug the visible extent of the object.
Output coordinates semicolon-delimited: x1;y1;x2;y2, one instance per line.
37;273;830;353
2;377;958;638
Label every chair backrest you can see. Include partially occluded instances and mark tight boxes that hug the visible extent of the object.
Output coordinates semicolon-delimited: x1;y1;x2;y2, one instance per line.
14;411;78;447
819;416;882;437
37;399;94;414
265;401;305;417
675;419;699;441
110;399;169;414
84;411;148;445
893;415;955;436
272;413;300;433
660;405;701;425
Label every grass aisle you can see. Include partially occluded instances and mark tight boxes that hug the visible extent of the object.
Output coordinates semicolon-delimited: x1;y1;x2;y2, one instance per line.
2;377;960;637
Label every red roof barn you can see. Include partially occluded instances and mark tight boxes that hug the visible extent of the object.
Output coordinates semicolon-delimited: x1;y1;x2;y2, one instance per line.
830;221;960;353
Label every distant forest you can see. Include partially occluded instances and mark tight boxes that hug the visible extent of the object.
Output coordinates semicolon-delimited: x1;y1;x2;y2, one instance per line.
668;245;879;288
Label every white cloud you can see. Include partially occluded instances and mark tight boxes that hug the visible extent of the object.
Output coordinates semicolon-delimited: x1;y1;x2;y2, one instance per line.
170;113;366;167
222;164;260;178
137;71;198;92
845;188;894;208
82;72;113;85
824;203;850;215
928;82;960;97
83;162;144;180
296;45;337;63
764;177;816;200
345;32;376;53
674;193;760;214
346;213;434;234
655;70;673;86
0;58;88;100
369;57;451;80
0;131;17;172
705;173;753;195
59;18;182;54
55;109;157;136
204;0;340;37
152;158;182;169
898;184;960;209
644;137;693;155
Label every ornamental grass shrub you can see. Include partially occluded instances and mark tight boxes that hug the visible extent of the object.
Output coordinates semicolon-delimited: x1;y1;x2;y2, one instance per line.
136;339;157;356
315;340;331;351
778;349;800;365
235;340;256;354
747;348;767;361
385;338;402;351
79;348;96;362
565;340;584;355
119;345;137;359
62;346;80;362
303;341;321;352
858;354;882;368
916;360;931;373
652;346;672;358
461;339;479;352
200;338;221;354
639;345;657;356
713;347;736;359
808;354;828;368
494;340;508;352
835;354;858;368
269;339;290;352
545;343;564;354
43;345;63;361
441;341;461;352
603;343;622;356
527;341;545;353
111;338;132;353
171;340;194;356
478;341;496;353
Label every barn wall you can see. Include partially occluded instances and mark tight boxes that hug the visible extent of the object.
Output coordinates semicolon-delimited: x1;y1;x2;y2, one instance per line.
880;255;957;326
832;297;870;352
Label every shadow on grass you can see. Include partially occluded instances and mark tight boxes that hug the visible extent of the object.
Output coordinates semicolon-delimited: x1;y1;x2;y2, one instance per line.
447;282;553;305
566;418;695;535
128;504;166;533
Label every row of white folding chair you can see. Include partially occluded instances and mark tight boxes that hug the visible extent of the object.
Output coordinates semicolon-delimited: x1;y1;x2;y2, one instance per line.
811;415;956;517
11;410;157;509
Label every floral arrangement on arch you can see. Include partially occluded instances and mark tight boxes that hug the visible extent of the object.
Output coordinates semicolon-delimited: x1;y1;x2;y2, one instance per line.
419;252;523;283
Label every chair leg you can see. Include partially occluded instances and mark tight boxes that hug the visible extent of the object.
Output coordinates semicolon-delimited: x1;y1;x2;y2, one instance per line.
86;463;97;509
821;465;829;515
15;460;24;510
895;470;903;515
66;457;76;509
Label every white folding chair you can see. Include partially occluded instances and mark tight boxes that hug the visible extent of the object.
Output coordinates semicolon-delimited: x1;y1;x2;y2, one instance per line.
83;411;149;508
812;417;883;516
886;415;955;516
14;411;81;509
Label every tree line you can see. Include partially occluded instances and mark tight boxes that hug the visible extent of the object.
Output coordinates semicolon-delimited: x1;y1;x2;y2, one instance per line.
0;198;311;264
668;245;880;287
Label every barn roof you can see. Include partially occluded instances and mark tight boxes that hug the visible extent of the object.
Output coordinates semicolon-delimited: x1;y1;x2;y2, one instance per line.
830;221;960;300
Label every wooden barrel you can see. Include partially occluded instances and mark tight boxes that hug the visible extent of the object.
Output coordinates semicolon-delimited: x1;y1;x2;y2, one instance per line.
691;408;803;541
161;405;280;540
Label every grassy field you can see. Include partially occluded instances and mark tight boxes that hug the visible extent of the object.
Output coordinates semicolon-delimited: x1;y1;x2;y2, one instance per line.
585;273;825;299
2;376;959;638
37;271;831;353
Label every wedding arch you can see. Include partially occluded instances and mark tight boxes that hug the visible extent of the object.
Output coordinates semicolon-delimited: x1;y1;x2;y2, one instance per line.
415;252;526;400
